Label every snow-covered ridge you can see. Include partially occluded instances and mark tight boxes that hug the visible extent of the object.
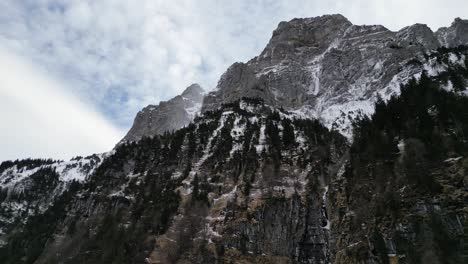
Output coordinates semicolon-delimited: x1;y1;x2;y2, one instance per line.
0;152;109;244
0;153;107;189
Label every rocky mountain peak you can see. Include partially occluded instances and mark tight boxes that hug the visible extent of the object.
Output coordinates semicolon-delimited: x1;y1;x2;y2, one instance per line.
436;17;468;47
203;14;468;138
452;17;467;26
181;83;204;99
120;84;205;143
396;23;439;49
273;14;352;38
258;14;353;63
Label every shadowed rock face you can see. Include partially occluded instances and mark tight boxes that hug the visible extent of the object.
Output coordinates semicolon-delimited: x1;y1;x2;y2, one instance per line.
120;83;204;143
202;15;468;137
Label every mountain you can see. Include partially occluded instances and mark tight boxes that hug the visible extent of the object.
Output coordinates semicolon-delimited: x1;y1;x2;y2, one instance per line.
124;15;468;141
121;83;205;143
203;14;468;138
1;15;468;264
2;98;349;263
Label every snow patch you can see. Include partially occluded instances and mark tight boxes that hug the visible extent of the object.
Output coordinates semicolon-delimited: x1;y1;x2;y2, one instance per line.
185;102;202;119
397;139;405;154
256;123;266;154
0;153;106;188
444;156;463;163
322;186;330;230
229;116;246;157
305;38;341;95
213;185;238;203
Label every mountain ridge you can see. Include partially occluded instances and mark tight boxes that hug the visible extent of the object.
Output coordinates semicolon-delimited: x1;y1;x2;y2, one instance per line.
126;14;468;142
202;14;468;138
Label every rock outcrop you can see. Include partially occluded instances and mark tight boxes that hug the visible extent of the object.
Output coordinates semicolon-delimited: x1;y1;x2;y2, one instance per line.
121;83;205;143
436;17;468;47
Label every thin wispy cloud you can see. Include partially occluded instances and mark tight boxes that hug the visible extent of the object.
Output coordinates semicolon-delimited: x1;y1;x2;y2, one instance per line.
0;0;467;160
0;47;123;161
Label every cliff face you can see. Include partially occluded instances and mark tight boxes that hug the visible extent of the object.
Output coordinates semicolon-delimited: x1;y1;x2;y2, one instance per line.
203;15;468;138
1;15;468;264
436;18;468;47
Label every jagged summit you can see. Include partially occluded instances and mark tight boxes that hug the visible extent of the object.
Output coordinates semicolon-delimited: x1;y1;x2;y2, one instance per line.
120;83;204;143
181;83;204;98
396;23;439;49
436;17;468;47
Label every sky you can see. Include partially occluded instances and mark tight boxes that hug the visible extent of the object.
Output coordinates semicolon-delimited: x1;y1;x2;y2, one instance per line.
0;0;467;161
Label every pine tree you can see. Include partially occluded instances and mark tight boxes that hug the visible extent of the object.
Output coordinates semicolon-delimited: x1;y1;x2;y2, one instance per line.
282;118;295;147
192;174;200;201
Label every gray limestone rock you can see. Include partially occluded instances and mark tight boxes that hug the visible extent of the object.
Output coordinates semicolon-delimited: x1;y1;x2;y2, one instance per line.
436;17;468;47
120;83;204;143
202;14;468;138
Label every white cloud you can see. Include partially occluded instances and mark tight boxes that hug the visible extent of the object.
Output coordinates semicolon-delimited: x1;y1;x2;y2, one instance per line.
0;47;123;161
0;0;467;160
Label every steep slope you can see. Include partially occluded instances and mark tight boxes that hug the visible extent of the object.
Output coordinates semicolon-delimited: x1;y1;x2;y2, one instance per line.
328;47;468;263
0;98;348;263
121;83;205;143
0;154;106;247
203;15;468;138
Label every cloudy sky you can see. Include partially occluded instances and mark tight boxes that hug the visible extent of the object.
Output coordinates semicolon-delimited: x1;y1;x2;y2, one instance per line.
0;0;466;161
